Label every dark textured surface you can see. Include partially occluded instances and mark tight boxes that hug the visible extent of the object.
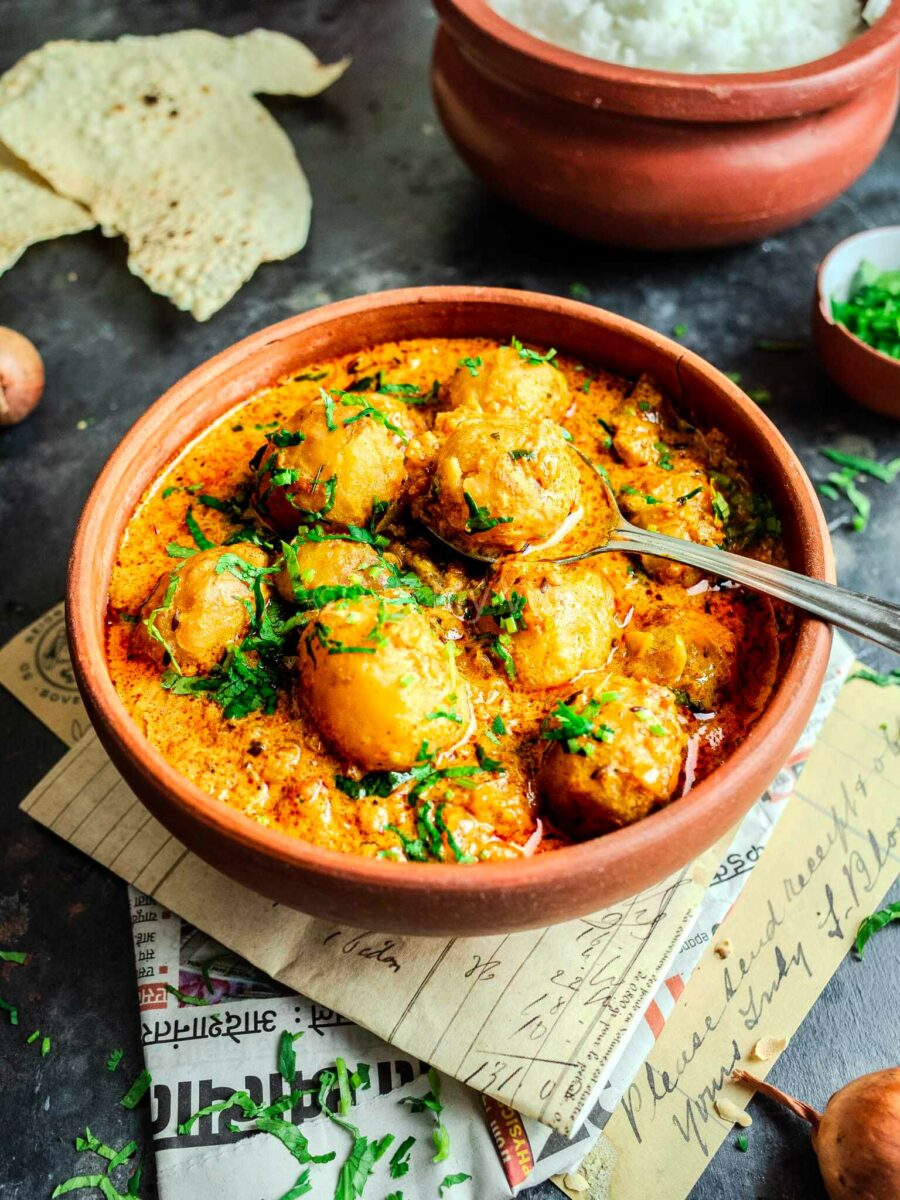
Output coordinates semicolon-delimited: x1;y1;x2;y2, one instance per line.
0;2;899;1198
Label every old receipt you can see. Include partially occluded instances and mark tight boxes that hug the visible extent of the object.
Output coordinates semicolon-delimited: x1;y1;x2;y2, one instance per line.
575;677;900;1198
20;725;719;1135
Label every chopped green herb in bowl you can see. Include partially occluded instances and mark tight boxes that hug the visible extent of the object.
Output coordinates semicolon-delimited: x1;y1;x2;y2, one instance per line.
832;259;900;360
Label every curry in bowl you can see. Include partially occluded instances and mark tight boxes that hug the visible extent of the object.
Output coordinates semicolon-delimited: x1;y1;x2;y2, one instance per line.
107;336;789;864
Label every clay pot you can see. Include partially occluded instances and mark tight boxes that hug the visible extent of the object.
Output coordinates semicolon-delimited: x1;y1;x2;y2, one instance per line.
431;0;900;250
67;287;833;935
814;225;900;420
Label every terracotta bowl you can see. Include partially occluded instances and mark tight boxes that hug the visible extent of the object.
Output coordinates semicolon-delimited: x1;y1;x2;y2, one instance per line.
814;225;900;420
67;287;833;936
431;0;900;250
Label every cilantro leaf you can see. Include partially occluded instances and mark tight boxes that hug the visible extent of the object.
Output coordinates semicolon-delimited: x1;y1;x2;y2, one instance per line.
389;1135;415;1179
439;1174;473;1196
463;491;513;534
106;1048;123;1072
185;506;215;550
119;1068;152;1109
0;950;27;964
847;668;900;688
855;902;900;958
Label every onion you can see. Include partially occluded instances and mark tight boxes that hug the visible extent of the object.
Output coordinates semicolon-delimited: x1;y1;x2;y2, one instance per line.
613;606;634;629
733;1067;900;1200
685;579;709;595
681;734;700;797
0;326;44;426
521;819;543;857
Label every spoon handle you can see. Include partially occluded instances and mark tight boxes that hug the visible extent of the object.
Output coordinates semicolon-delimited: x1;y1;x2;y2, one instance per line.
606;525;900;655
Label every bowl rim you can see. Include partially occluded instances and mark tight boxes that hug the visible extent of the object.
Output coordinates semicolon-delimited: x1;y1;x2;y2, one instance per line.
816;223;900;370
433;0;900;121
67;285;833;909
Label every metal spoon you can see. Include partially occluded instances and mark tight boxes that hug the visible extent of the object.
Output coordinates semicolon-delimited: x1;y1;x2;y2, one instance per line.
421;466;900;656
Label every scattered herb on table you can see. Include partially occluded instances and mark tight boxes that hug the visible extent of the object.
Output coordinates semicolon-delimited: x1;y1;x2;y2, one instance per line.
41;1034;51;1056
747;387;772;406
119;1068;152;1109
819;448;900;484
388;1136;415;1179
106;1048;123;1072
0;950;27;964
832;259;900;359
847;667;900;688
278;1028;304;1084
569;282;590;300
165;983;209;1007
735;1133;749;1152
400;1067;450;1163
0;997;18;1025
672;323;687;338
439;1173;473;1196
855;902;900;958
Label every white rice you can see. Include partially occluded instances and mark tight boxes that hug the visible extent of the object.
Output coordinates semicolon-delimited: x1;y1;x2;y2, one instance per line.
490;0;889;74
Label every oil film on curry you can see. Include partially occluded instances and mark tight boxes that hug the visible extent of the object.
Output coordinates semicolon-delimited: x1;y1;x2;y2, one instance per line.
108;336;788;865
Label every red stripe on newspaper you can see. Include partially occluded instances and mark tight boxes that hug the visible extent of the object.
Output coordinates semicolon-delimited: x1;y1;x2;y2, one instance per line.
137;981;168;1011
481;1094;535;1188
665;974;684;1003
644;999;665;1039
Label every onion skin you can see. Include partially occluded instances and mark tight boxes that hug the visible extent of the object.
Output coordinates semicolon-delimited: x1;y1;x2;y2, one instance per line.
733;1067;900;1200
0;326;44;426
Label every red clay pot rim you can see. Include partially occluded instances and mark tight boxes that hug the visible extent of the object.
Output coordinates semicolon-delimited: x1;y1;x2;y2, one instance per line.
816;224;900;369
67;287;833;906
434;0;900;121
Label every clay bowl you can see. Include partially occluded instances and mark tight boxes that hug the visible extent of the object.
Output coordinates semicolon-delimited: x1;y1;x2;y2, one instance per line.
67;287;833;936
814;225;900;420
431;0;900;250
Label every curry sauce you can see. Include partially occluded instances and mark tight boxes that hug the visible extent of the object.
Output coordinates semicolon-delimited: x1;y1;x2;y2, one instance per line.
107;337;790;863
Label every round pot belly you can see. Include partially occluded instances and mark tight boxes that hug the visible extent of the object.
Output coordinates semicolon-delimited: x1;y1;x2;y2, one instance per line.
432;28;900;250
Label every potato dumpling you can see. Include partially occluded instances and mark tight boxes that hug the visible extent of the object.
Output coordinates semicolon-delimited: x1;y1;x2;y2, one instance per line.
611;375;669;467
275;533;386;605
486;561;617;689
446;344;571;423
539;677;686;838
428;415;581;554
621;610;736;711
299;596;470;770
254;391;418;532
617;471;724;586
133;545;270;675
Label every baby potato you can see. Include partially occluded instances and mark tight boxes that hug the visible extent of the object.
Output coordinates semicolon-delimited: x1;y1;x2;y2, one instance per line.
446;344;571;423
427;415;581;554
254;391;419;532
617;471;724;586
611;375;668;467
275;533;386;605
299;596;470;770
539;677;686;838
133;544;270;675
486;561;617;689
621;609;736;711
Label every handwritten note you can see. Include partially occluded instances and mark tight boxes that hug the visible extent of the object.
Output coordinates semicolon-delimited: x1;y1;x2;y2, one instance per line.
577;677;900;1198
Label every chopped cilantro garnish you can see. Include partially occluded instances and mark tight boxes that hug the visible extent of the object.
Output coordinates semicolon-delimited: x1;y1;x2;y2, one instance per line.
51;1176;106;1197
106;1048;123;1072
185;506;215;550
619;484;661;505
463;492;513;534
677;485;703;505
508;448;534;461
335;391;410;443
711;487;731;524
0;950;26;964
855;901;900;957
832;260;900;359
736;1133;749;1152
427;709;463;724
41;1035;51;1056
0;997;18;1025
490;633;516;679
847;667;900;688
165;983;209;1007
655;442;673;470
321;388;337;431
389;1135;416;1179
492;715;506;736
747;388;772;405
27;1029;40;1044
277;1170;313;1199
119;1068;152;1109
569;282;591;300
543;699;616;756
510;335;558;367
271;428;306;448
819;448;900;484
486;589;528;633
439;1174;473;1196
459;356;482;377
672;323;687;337
178;1089;259;1135
475;744;505;773
818;467;871;532
279;1029;303;1084
293;370;328;382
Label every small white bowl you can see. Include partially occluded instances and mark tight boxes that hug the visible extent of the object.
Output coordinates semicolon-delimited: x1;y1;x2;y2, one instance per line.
814;225;900;420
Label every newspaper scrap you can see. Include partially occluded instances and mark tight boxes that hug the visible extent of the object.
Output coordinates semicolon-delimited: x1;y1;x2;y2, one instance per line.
2;606;853;1196
578;672;900;1200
